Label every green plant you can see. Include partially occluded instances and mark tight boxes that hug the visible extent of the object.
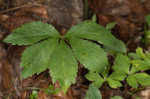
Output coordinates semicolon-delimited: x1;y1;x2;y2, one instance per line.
44;85;60;94
135;96;141;99
86;47;150;89
85;85;102;99
30;90;38;99
145;14;150;28
126;48;150;88
111;96;123;99
105;22;116;30
85;64;126;88
3;20;126;92
143;14;150;45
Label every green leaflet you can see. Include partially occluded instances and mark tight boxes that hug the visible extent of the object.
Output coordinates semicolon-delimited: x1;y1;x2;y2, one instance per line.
134;73;150;86
101;66;109;78
65;21;126;53
85;85;102;99
3;21;59;45
92;14;97;22
127;73;150;88
106;22;116;30
85;72;105;88
49;40;78;92
131;59;150;73
145;14;150;27
107;78;122;88
113;54;130;74
44;85;60;94
30;90;38;99
106;70;125;89
21;38;58;78
136;47;146;59
86;71;126;89
126;75;138;88
135;96;142;99
111;96;123;99
108;72;126;81
70;37;108;73
106;72;125;88
128;52;140;59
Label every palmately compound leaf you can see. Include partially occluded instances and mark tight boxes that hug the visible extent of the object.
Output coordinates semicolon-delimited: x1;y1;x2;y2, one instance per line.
85;85;102;99
70;37;108;73
113;54;130;74
126;75;138;88
85;72;105;88
134;73;150;86
65;21;126;53
49;40;78;92
3;21;59;45
21;38;58;78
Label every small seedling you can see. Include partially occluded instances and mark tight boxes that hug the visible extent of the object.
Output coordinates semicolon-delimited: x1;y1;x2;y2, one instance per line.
126;48;150;88
44;85;60;94
135;96;141;99
86;47;150;89
92;14;97;22
120;48;150;88
85;65;126;89
30;90;38;99
143;14;150;45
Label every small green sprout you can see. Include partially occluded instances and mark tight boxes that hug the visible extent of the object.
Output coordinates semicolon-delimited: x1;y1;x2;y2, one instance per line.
30;90;38;99
86;47;150;89
111;96;123;99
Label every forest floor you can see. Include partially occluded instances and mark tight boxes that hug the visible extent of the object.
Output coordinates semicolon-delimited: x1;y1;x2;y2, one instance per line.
0;0;150;99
